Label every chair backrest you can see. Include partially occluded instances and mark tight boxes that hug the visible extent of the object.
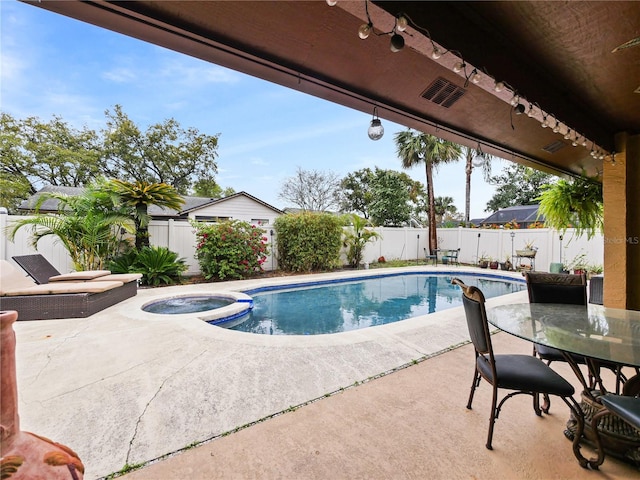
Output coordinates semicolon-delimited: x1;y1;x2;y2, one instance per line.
452;278;493;356
525;272;587;306
12;254;61;285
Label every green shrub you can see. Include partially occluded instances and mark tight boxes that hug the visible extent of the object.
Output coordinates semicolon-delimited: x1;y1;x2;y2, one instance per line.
193;220;268;280
109;246;187;286
274;212;342;272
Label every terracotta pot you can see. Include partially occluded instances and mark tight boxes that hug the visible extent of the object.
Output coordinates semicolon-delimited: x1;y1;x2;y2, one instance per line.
0;310;84;480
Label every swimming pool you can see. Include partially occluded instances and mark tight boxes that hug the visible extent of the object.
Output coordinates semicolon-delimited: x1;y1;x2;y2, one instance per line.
213;272;524;335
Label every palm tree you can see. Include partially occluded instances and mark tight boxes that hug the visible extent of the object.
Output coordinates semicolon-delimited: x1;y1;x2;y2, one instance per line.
106;179;185;249
463;146;493;225
433;196;458;225
8;188;133;270
395;130;462;253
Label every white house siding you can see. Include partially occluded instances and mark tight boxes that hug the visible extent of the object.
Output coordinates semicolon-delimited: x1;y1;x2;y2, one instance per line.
187;195;281;226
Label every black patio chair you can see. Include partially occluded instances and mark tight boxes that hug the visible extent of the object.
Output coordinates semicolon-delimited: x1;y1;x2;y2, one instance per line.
590;394;640;468
451;277;581;450
525;272;627;395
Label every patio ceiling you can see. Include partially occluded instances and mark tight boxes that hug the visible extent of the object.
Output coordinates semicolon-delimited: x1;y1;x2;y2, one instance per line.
28;1;640;179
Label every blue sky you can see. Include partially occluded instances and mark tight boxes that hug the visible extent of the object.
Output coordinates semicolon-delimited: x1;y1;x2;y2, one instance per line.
1;0;507;219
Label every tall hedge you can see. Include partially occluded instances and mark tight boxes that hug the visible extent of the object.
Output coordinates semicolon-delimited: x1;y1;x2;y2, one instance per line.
274;212;343;272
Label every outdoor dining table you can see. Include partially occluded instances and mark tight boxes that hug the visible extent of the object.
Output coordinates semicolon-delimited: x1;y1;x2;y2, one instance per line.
486;302;640;468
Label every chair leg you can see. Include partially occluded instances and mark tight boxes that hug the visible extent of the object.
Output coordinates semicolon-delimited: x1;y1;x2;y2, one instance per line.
486;384;498;450
467;370;480;410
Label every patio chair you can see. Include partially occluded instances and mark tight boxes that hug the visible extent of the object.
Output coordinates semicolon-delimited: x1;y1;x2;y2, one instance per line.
12;254;141;285
442;248;460;266
0;260;138;320
525;272;627;392
590;394;640;468
451;277;581;450
423;248;437;266
525;272;588;365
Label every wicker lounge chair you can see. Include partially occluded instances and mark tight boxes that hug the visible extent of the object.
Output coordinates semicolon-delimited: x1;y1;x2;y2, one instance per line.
0;260;139;321
12;254;141;285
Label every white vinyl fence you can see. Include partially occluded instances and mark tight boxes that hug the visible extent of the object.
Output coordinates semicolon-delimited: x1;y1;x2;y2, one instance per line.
1;212;604;276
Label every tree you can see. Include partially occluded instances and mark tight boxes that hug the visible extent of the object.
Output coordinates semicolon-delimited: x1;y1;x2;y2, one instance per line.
0;112;103;212
103;179;185;250
102;105;220;194
395;130;462;252
485;164;555;212
278;167;341;211
8;185;133;270
342;214;380;268
369;169;413;227
537;174;603;239
339;168;376;218
463;146;493;225
191;179;235;198
433;196;459;225
340;168;423;223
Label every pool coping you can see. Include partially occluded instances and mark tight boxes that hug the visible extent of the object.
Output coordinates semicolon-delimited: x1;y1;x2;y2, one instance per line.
12;265;529;479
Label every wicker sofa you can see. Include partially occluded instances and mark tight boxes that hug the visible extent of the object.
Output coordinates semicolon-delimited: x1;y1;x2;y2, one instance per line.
0;260;140;320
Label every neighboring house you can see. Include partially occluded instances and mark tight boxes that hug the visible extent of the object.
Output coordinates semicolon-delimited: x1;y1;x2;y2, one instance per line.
17;186;283;225
479;205;544;229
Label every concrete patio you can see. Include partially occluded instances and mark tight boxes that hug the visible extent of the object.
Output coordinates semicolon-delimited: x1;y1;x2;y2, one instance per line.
9;267;638;479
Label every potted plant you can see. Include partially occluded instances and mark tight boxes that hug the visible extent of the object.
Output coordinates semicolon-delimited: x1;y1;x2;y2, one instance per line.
489;257;499;269
569;253;588;275
516;240;537;258
500;255;512;271
478;253;489;269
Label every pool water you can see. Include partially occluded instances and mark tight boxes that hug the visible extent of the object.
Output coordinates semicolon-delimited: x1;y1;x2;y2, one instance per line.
227;273;524;335
143;295;235;314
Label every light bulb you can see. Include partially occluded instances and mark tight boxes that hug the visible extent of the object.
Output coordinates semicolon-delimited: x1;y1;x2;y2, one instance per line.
527;105;535;117
494;81;504;92
553;122;560;133
453;61;464;73
326;0;337;5
581;139;587;147
390;33;404;52
368;119;384;140
396;15;408;32
510;95;519;106
541;117;549;128
431;46;442;59
471;71;481;84
472;156;485;167
564;130;571;140
572;137;578;146
358;23;372;39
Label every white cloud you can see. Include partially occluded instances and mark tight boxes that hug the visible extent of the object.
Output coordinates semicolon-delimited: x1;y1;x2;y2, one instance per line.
102;67;137;83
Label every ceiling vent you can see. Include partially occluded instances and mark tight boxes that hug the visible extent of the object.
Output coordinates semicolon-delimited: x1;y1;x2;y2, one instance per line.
421;77;466;108
542;140;567;154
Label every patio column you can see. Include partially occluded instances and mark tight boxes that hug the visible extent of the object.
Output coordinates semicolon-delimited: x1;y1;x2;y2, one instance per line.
603;132;640;310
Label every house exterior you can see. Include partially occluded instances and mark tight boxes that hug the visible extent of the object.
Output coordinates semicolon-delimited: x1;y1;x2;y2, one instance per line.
479;205;545;229
18;186;283;225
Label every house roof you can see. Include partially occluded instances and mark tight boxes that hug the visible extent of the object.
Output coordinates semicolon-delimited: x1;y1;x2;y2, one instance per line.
481;205;544;225
17;186;283;217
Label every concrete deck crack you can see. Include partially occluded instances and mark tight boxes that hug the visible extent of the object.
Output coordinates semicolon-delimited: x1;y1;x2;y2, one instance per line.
124;349;208;466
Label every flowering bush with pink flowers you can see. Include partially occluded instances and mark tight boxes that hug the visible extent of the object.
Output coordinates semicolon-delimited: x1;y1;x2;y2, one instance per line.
192;220;268;280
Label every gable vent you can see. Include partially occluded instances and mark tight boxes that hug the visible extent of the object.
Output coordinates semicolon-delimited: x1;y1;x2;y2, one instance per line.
421;77;466;108
542;140;567;154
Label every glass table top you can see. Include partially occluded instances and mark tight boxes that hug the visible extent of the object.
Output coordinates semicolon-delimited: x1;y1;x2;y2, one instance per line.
487;303;640;367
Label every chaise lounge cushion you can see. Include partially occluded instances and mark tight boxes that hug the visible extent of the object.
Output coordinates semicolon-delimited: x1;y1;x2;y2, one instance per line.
3;280;124;296
48;270;111;281
88;273;142;283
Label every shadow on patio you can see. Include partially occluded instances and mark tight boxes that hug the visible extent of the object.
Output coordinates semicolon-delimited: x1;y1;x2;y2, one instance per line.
122;332;637;480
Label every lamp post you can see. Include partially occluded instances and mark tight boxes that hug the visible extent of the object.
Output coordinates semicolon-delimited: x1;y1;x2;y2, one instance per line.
476;232;481;265
510;232;515;271
559;234;564;265
416;234;420;265
270;229;275;271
